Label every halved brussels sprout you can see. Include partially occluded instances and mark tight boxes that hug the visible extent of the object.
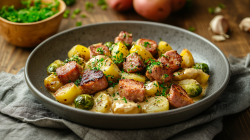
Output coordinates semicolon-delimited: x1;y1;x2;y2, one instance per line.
74;94;94;110
192;63;209;74
47;60;64;75
182;83;202;97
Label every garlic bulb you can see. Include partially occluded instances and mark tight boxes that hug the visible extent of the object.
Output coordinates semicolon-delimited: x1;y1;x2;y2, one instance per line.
239;17;250;32
209;15;229;36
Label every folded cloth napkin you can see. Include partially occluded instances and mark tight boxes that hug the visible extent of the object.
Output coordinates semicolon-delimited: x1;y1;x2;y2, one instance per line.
0;55;250;140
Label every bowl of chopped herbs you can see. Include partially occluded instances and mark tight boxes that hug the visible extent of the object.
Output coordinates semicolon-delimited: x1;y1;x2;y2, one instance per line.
0;0;66;47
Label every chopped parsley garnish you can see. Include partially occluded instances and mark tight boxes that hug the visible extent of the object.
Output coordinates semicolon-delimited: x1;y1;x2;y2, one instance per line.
114;98;118;100
76;22;82;26
164;74;169;78
97;0;107;10
73;9;81;14
85;1;94;12
63;10;70;18
218;3;225;8
159;38;162;41
143;41;151;48
188;27;195;32
97;47;104;54
68;80;71;83
123;34;126;38
153;82;158;87
81;14;87;18
138;105;141;108
54;72;57;76
112;93;115;97
0;0;60;23
122;97;127;103
208;7;215;14
74;75;82;86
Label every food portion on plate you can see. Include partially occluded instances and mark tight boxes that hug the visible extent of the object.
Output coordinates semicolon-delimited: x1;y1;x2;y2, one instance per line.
44;31;210;114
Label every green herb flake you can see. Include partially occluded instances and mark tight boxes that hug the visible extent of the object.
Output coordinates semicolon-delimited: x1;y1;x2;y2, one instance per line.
188;27;195;32
159;38;162;41
112;93;115;97
81;14;86;18
97;47;104;54
73;9;81;14
101;5;107;10
208;7;215;14
122;97;127;103
218;3;225;9
114;98;118;100
76;22;82;26
85;1;94;12
138;105;141;108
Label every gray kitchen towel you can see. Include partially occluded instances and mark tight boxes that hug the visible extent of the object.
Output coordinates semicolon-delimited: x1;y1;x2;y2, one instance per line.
0;55;249;140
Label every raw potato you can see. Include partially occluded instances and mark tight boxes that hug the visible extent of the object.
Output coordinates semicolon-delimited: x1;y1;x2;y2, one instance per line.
130;45;154;61
100;58;121;82
173;68;210;84
107;0;133;11
44;74;63;92
157;41;173;56
68;45;90;61
133;0;172;21
145;81;159;96
112;100;141;114
142;96;169;113
94;91;112;113
180;49;195;68
120;72;146;83
55;83;82;104
111;42;129;63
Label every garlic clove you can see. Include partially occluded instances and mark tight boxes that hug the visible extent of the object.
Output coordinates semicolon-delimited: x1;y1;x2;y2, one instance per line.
214;7;222;14
239;17;250;32
209;15;229;35
212;35;226;42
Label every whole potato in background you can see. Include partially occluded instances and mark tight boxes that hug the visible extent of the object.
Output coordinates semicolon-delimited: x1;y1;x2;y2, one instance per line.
133;0;172;21
107;0;133;11
171;0;186;12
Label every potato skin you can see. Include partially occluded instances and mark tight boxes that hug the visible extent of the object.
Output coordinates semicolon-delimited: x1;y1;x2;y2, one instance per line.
133;0;172;21
180;49;195;68
145;81;159;96
142;96;169;113
112;100;141;114
44;74;63;92
157;41;173;56
107;0;133;11
130;45;154;62
55;83;82;104
68;45;90;61
120;72;146;83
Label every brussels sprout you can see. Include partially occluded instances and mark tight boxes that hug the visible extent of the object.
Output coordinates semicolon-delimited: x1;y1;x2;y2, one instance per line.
74;94;94;110
64;55;85;67
47;60;64;75
192;63;209;74
182;83;202;97
104;42;114;51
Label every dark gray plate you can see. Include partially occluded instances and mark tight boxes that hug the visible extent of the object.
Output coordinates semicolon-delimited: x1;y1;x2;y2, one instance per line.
25;21;230;129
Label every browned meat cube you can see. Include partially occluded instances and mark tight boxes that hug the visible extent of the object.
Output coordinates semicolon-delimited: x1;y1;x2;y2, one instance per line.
123;53;145;73
136;38;158;56
89;43;110;58
79;69;108;94
56;61;83;84
114;31;133;48
119;79;145;102
158;50;182;72
146;63;173;84
167;84;194;108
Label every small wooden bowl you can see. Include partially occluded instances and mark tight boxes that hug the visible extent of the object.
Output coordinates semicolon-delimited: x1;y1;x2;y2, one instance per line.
0;0;66;47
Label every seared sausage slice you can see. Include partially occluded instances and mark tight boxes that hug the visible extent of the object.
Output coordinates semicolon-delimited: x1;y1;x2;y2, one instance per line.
146;63;173;84
79;69;108;94
123;53;145;73
56;61;83;84
114;31;133;48
158;50;182;72
136;38;158;56
119;79;145;102
167;84;194;108
89;43;110;58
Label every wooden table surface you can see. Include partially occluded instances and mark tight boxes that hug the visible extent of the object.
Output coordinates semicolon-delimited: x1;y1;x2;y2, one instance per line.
0;0;250;139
